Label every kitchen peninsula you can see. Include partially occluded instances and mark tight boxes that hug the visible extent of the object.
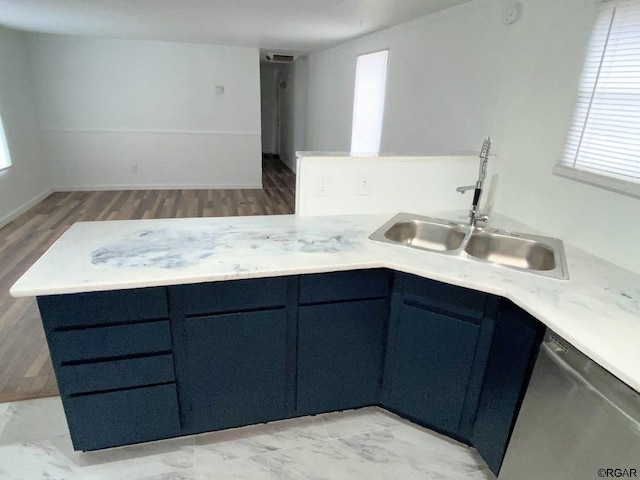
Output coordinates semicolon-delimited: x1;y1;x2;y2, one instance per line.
10;212;640;475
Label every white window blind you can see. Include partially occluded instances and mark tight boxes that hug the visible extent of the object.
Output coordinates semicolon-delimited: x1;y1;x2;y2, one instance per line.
555;0;640;197
350;50;389;156
0;113;11;171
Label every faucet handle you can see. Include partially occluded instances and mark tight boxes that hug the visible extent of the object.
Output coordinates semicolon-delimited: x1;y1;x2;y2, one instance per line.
456;185;475;194
469;211;489;226
475;213;489;223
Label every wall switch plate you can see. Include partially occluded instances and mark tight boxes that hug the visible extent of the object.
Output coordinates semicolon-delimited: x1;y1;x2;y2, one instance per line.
357;177;372;196
131;163;138;173
315;175;331;197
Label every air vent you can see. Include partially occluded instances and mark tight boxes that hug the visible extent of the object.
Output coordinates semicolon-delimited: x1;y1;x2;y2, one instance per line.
266;54;295;63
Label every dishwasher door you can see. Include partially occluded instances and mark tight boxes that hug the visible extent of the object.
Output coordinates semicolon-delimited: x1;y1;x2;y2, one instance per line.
499;331;640;480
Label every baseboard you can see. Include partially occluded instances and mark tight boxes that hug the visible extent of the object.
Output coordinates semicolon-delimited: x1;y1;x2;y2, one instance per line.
53;183;264;191
0;188;53;229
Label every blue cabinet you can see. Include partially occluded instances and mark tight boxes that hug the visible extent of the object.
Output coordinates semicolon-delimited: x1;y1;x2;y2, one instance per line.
382;273;496;439
168;276;296;434
297;299;387;414
64;384;180;451
57;354;175;395
183;310;288;432
36;267;541;471
37;287;180;451
384;304;480;435
296;270;389;415
298;269;390;304
470;300;544;475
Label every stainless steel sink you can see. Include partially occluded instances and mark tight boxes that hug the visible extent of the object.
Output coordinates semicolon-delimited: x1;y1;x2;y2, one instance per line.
465;230;557;271
382;218;467;252
369;213;569;280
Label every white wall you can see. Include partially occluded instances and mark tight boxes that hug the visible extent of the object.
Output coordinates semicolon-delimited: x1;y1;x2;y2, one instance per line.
28;34;262;190
302;0;640;273
280;58;309;173
296;154;487;217
490;0;640;274
305;1;506;154
0;27;50;227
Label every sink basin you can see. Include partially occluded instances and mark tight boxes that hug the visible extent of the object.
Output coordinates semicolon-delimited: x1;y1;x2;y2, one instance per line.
383;219;467;252
465;231;556;271
369;213;569;280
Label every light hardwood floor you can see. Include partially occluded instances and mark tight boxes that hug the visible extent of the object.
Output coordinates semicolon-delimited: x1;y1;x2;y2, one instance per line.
0;155;295;403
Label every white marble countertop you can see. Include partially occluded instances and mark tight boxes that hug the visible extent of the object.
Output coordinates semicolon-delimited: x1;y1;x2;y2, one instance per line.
10;212;640;393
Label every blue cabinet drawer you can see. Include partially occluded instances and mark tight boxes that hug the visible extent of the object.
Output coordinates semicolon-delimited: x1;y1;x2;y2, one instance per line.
64;383;181;451
400;273;488;321
49;320;172;363
37;287;168;331
299;269;389;304
57;354;175;395
169;277;288;315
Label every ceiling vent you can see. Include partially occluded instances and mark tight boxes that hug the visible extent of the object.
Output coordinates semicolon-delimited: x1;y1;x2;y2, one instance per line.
265;54;295;63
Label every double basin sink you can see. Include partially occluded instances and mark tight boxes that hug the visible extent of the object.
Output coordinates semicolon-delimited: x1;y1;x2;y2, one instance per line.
369;212;569;280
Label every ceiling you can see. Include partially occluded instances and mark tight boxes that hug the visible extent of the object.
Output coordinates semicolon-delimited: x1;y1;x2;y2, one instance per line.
0;0;473;55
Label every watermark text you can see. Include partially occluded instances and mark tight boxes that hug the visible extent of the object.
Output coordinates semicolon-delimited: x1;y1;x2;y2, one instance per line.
598;468;638;478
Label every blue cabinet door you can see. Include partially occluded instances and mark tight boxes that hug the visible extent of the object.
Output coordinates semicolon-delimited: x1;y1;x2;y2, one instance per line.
385;303;480;436
297;299;387;415
183;309;288;432
470;300;544;475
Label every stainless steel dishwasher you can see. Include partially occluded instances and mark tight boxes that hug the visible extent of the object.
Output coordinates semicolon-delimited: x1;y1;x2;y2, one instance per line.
499;330;640;480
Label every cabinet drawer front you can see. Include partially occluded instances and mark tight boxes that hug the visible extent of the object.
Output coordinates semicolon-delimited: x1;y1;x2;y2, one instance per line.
169;277;288;315
57;354;175;395
299;269;389;304
401;273;488;321
64;384;180;451
50;321;172;363
37;287;168;331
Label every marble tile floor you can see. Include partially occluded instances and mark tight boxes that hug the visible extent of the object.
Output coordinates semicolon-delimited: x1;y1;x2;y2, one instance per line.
0;397;495;480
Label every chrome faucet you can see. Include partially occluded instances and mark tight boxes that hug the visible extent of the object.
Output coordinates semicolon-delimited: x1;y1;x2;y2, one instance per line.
457;137;491;227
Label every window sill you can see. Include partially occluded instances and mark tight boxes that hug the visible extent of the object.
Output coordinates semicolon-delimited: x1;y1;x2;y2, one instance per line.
553;164;640;200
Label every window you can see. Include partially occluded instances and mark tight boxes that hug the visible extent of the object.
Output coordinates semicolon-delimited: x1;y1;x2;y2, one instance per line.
555;0;640;198
0;113;11;171
350;50;389;156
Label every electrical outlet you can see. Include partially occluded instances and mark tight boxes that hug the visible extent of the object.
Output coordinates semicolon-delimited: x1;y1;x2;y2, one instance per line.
315;175;330;197
357;176;372;196
131;163;138;173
